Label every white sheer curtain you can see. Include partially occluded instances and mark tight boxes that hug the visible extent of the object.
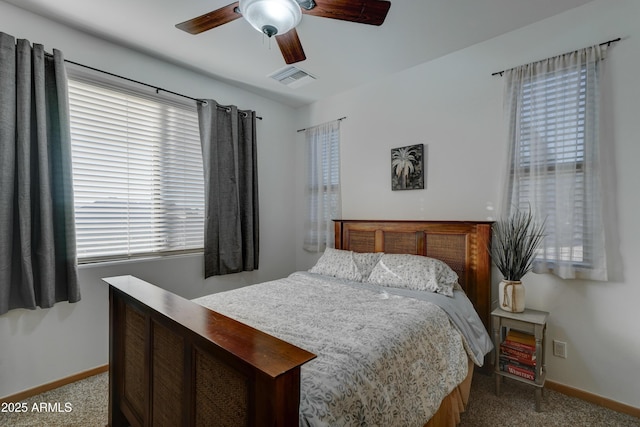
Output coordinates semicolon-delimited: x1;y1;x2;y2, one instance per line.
501;45;609;281
303;120;341;252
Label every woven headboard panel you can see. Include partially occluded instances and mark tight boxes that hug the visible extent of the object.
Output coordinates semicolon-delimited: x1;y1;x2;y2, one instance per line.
334;220;492;333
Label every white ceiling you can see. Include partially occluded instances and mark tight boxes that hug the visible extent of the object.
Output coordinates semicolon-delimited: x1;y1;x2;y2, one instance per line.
4;0;594;107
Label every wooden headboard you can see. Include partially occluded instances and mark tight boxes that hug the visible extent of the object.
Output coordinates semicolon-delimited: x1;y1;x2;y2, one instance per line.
334;220;493;334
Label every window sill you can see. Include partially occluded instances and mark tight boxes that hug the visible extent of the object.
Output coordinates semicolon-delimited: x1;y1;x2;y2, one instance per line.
77;250;204;269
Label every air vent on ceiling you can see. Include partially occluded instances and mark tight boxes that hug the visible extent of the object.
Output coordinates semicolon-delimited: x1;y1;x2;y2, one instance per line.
269;65;316;89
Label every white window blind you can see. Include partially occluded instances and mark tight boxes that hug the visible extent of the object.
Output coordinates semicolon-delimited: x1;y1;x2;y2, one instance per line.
68;75;204;263
515;68;588;263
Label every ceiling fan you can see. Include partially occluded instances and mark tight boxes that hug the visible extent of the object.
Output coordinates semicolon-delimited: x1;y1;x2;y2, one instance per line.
176;0;391;65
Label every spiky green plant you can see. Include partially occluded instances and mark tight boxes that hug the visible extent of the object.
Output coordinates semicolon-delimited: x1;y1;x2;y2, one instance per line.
491;207;546;281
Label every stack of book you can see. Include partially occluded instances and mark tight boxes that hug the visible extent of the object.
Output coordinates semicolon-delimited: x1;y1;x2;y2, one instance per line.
499;330;537;381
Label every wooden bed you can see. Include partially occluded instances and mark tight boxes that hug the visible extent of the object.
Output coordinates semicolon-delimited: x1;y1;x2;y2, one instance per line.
104;220;492;427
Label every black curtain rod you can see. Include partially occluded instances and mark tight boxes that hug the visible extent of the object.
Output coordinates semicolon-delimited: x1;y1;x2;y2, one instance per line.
491;37;621;77
297;116;347;133
47;53;262;119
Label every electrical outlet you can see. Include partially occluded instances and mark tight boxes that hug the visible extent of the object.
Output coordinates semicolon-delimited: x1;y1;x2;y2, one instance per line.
553;340;567;358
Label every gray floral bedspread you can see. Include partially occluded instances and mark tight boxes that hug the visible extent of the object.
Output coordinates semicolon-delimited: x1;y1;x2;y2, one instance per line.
194;272;487;427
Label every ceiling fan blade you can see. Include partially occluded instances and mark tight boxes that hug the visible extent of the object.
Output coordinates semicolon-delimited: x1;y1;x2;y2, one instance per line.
303;0;391;26
176;2;241;34
275;28;307;64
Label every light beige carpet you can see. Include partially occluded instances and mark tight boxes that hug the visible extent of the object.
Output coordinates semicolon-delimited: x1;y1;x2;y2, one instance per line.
1;371;638;426
460;372;639;427
0;373;107;427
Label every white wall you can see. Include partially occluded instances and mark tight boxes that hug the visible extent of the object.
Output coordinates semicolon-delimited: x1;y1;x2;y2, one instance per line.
296;0;640;410
0;2;298;398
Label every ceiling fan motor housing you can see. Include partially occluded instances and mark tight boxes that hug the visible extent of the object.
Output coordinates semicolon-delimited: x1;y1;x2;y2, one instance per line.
296;0;316;10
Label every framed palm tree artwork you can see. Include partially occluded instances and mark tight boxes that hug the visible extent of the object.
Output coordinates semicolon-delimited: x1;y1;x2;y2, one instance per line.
391;144;424;190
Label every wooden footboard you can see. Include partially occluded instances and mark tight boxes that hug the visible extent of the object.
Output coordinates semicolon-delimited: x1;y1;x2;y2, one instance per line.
104;275;316;427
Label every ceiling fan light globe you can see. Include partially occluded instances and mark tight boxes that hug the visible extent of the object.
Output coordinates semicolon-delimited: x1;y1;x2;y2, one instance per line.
240;0;302;36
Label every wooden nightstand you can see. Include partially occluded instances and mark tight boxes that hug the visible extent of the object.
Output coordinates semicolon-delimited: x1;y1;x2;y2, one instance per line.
491;307;549;411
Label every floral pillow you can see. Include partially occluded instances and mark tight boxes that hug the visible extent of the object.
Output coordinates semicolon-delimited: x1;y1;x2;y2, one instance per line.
366;253;459;297
352;252;384;281
308;248;362;282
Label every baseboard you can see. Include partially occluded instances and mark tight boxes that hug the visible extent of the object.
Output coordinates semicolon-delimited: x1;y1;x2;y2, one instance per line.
546;380;640;419
0;364;109;403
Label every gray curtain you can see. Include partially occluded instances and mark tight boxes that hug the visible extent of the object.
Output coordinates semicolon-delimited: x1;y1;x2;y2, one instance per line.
0;33;80;315
198;100;259;278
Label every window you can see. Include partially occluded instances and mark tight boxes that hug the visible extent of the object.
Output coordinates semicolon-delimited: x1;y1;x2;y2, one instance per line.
303;121;341;252
502;45;608;280
515;68;588;262
68;74;204;263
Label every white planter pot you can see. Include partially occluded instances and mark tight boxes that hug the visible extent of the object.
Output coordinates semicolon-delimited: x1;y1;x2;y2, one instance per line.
499;280;525;312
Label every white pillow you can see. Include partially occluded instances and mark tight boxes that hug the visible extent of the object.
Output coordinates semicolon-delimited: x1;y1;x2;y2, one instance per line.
366;254;458;297
308;248;362;281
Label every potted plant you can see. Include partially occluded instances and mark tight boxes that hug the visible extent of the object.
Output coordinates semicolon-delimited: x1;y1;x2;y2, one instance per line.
491;206;545;312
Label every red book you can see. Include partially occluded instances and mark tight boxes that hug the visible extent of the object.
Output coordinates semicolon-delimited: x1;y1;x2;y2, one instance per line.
503;339;536;353
500;361;536;381
500;343;536;363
